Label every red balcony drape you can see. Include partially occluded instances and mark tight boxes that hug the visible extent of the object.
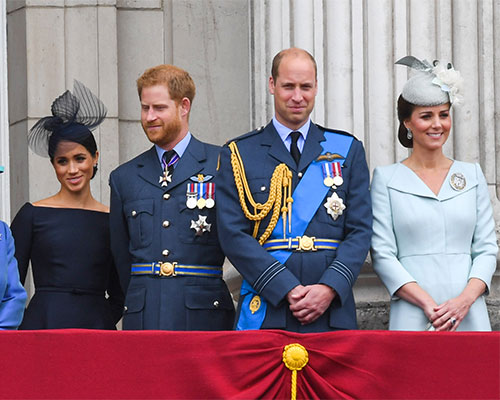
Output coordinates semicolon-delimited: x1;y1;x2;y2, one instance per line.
0;329;498;399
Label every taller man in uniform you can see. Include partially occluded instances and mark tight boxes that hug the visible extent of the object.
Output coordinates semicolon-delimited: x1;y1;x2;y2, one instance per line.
110;65;234;330
217;48;372;332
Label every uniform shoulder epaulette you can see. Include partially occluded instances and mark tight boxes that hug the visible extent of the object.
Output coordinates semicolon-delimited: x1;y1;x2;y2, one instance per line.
224;126;265;146
315;124;359;141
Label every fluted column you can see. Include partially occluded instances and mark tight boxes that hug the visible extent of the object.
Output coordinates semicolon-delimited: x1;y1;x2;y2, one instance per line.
0;2;9;220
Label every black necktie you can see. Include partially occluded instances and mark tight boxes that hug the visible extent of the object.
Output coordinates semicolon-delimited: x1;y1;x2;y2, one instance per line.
162;150;178;175
289;131;301;165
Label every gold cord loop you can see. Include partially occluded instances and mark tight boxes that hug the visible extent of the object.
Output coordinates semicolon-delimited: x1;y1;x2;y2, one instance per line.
229;141;293;244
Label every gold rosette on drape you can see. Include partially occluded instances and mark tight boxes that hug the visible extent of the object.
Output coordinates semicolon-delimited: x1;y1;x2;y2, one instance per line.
283;343;309;400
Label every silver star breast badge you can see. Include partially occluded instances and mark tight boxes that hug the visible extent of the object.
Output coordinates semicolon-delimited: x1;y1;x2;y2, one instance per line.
190;215;212;236
324;192;346;221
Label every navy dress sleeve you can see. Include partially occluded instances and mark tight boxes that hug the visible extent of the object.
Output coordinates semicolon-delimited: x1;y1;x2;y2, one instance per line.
10;203;34;284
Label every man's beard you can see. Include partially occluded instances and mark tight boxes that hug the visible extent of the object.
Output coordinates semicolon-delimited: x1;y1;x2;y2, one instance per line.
143;115;182;148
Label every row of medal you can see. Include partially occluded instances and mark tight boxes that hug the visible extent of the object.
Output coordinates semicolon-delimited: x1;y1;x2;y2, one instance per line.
186;182;215;209
322;161;343;188
322;161;346;221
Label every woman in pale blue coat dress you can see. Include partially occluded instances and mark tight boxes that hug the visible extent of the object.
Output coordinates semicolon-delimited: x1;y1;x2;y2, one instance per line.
0;167;27;329
371;57;498;331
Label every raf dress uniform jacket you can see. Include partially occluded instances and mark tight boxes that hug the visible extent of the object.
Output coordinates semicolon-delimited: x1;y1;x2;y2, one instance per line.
0;221;27;329
109;136;235;330
371;161;498;331
216;122;372;332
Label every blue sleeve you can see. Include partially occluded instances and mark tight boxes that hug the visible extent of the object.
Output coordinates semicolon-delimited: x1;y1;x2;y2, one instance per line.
0;222;27;329
109;171;132;294
318;140;373;305
370;166;416;296
468;164;498;293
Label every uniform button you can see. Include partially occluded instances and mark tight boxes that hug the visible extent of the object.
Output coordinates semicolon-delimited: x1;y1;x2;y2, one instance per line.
163;193;171;200
213;300;220;308
298;172;303;178
260;185;266;191
162;249;170;257
131;210;137;217
124;306;128;312
162;220;170;228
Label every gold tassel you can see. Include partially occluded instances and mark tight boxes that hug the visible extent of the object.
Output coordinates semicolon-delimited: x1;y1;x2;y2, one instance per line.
283;343;309;400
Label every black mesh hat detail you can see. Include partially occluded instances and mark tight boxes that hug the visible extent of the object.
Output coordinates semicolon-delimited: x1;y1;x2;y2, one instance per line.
28;80;107;158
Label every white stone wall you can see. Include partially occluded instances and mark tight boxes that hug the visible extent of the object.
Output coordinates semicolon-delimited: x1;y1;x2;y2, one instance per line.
4;0;500;313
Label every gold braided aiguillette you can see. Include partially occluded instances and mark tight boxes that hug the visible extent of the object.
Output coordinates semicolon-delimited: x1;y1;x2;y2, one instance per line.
229;141;293;244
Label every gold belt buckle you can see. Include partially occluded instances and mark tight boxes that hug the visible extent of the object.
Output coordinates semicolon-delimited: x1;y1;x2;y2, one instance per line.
296;235;317;252
158;261;177;276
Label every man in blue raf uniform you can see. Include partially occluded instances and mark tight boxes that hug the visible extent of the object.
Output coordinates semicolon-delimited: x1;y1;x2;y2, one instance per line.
109;65;234;330
217;48;372;332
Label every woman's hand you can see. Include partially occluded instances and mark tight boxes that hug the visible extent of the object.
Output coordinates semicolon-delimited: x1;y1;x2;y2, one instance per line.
430;278;486;331
395;282;438;322
430;296;472;331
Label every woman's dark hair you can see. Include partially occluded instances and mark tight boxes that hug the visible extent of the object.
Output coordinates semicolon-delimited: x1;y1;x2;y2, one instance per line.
397;95;417;148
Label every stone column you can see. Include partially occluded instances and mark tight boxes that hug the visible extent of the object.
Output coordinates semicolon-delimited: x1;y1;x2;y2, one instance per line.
0;1;10;221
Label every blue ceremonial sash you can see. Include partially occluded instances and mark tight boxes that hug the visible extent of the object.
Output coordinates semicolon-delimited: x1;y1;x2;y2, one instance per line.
236;131;354;330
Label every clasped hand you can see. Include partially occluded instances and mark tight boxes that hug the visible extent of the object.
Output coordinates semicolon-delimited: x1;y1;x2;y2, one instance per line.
427;296;473;331
286;284;335;325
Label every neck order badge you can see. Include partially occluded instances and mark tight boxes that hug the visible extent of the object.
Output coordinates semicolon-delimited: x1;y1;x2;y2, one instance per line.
159;150;179;187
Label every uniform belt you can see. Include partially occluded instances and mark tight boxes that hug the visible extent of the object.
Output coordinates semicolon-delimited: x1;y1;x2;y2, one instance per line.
131;262;223;278
262;235;340;252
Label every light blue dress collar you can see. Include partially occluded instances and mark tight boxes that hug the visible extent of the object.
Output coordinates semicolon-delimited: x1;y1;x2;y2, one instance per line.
388;160;478;201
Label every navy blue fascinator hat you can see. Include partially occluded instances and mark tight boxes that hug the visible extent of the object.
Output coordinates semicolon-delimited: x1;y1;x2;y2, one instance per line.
28;80;107;159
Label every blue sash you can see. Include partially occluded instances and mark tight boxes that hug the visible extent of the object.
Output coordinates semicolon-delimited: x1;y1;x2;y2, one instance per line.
236;131;354;330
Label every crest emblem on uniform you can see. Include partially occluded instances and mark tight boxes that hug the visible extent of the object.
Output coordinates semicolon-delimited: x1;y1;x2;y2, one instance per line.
249;295;261;314
450;172;466;191
324;192;346;220
190;215;211;236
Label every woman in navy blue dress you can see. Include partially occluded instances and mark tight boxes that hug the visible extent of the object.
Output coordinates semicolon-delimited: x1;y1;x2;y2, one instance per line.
11;81;124;329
